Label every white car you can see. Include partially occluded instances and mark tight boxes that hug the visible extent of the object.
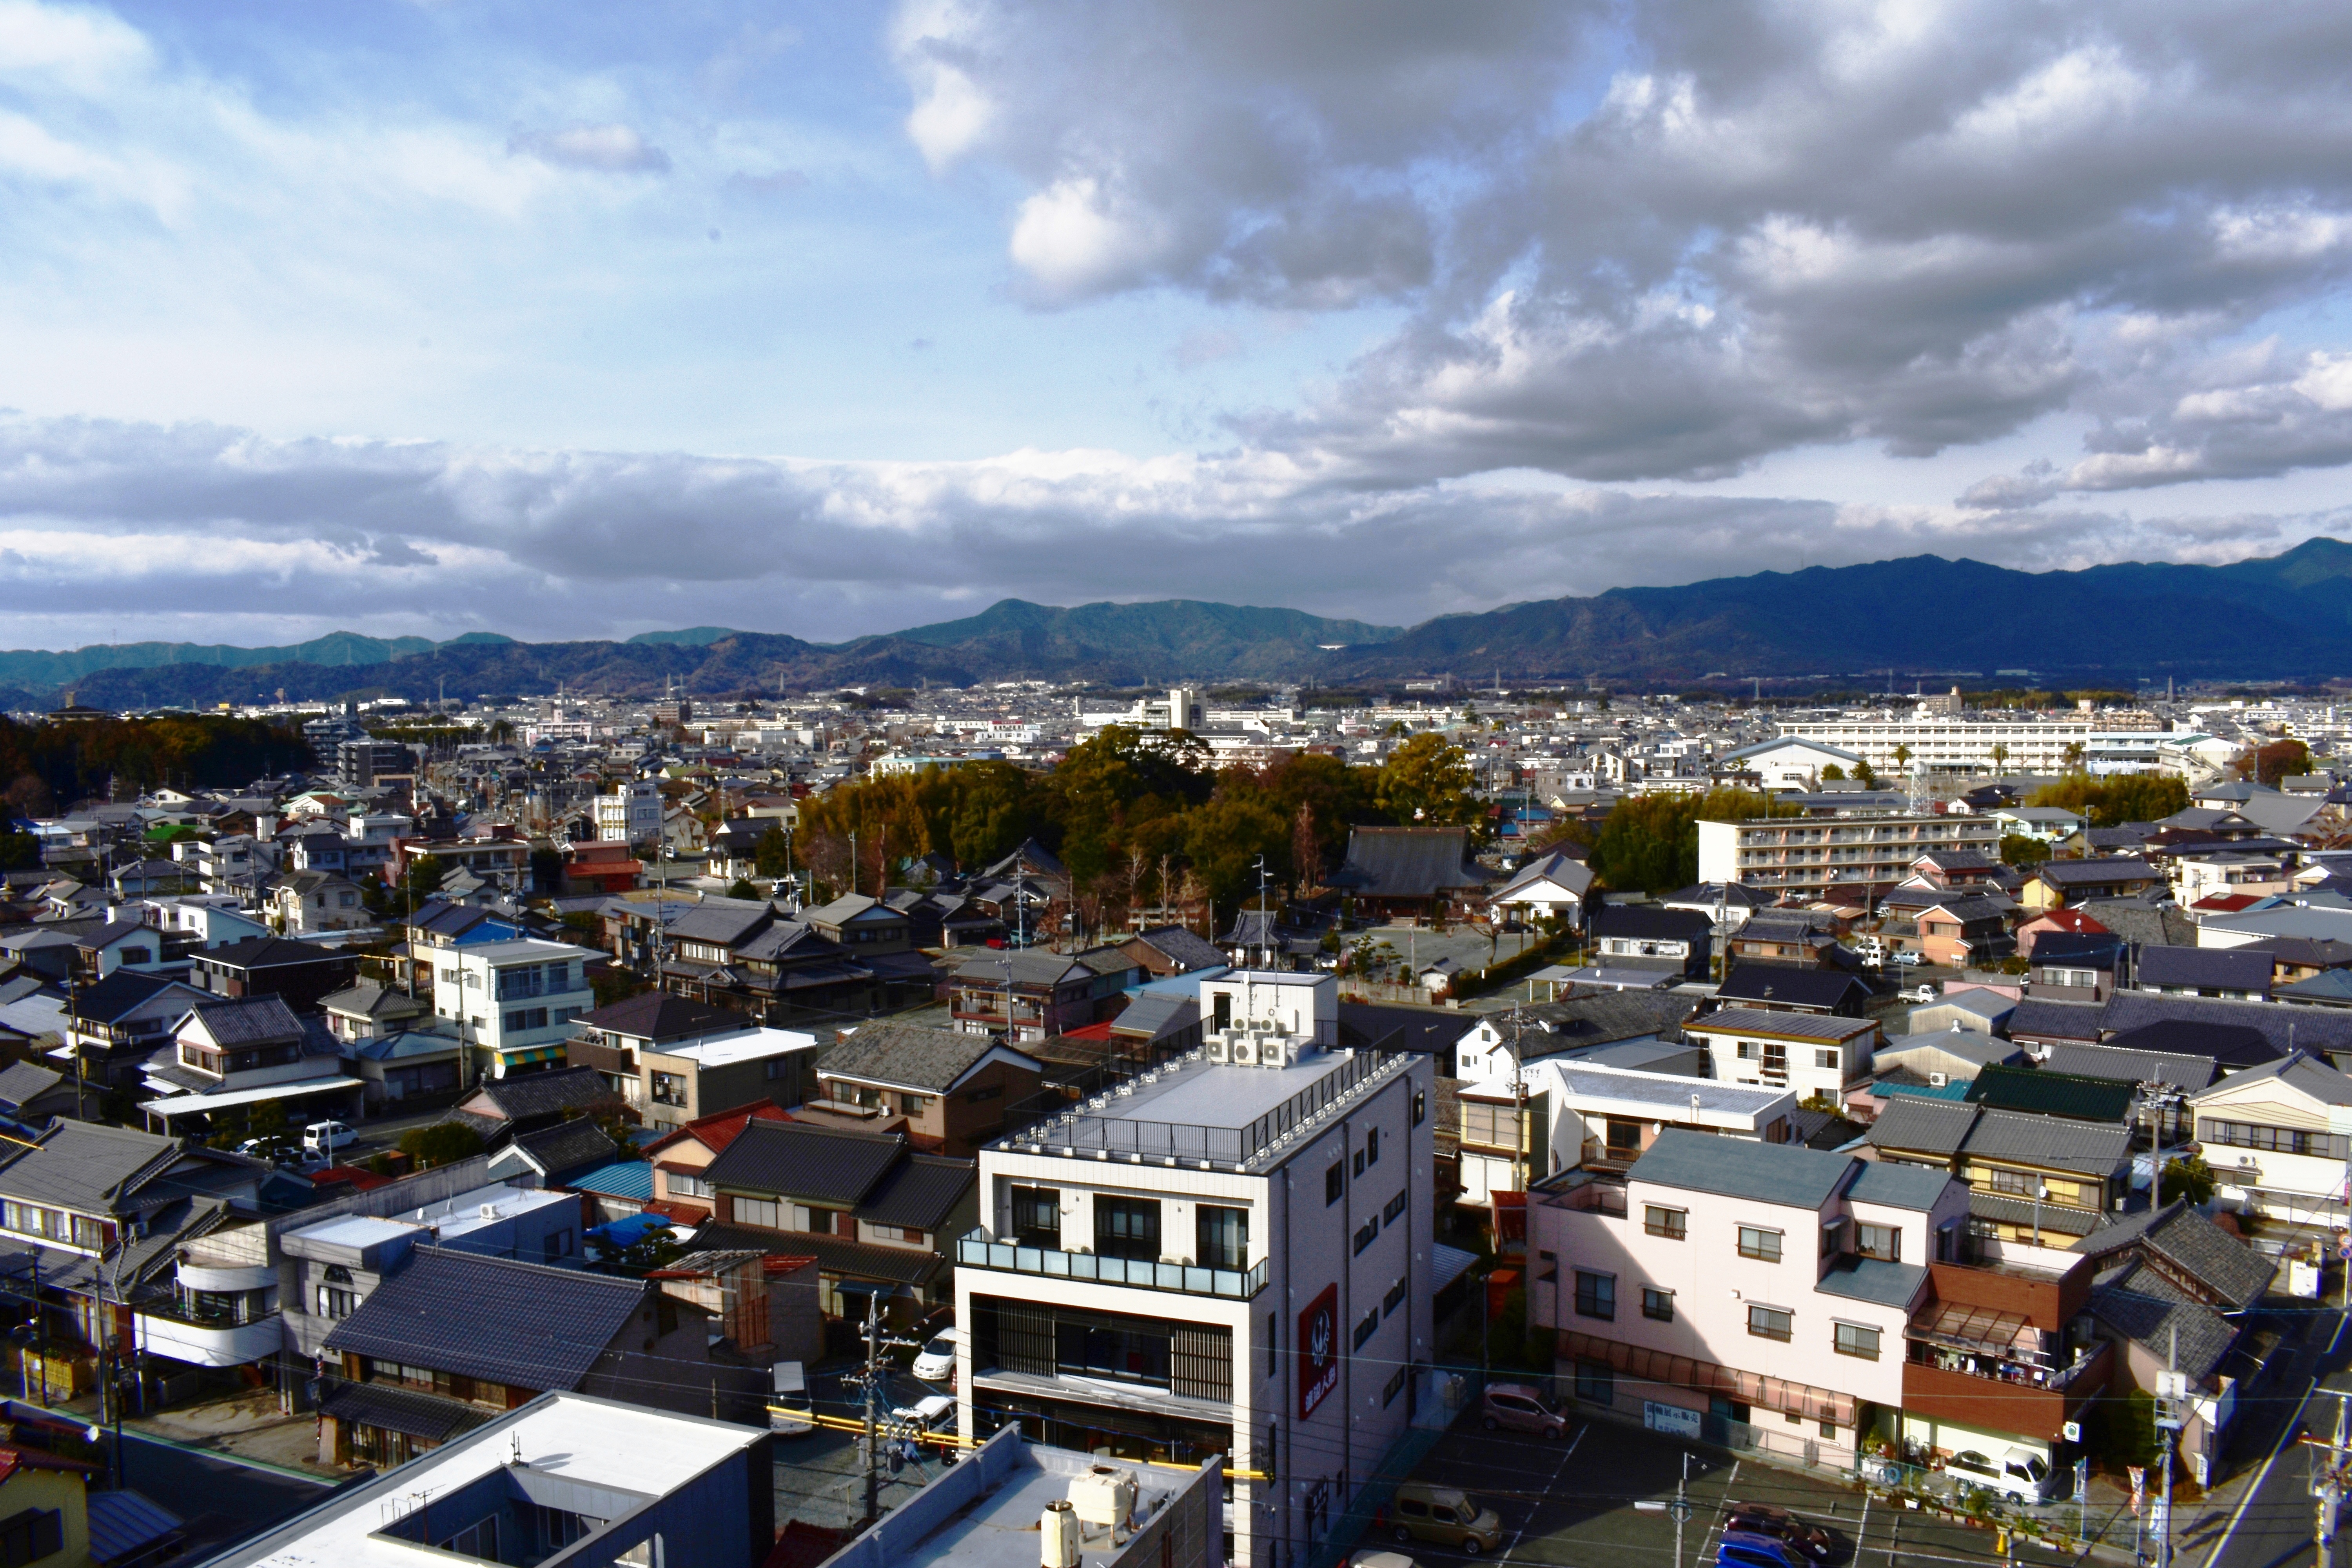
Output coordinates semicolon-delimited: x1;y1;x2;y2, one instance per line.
912;1327;960;1384
1889;951;1923;968
302;1120;357;1156
1900;984;1937;1004
891;1394;955;1432
769;1361;813;1435
1945;1447;2055;1505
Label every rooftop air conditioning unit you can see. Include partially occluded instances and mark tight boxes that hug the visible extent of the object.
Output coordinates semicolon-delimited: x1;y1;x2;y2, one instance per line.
1229;1037;1259;1067
1928;1072;1947;1088
1205;1037;1231;1064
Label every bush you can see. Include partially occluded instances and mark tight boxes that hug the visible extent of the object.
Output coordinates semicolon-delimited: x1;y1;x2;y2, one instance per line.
399;1122;485;1169
2161;1153;2217;1206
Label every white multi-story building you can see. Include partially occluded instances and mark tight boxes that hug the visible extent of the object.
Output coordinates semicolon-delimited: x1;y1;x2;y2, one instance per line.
1696;813;2000;898
1682;1009;1882;1103
595;779;664;844
1777;708;2160;774
430;938;596;1080
953;968;1436;1568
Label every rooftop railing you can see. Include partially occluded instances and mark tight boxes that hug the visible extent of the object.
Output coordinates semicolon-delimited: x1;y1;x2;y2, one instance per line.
992;1047;1409;1171
955;1228;1269;1299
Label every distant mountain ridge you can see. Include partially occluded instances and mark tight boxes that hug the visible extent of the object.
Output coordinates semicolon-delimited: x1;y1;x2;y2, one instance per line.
15;539;2352;709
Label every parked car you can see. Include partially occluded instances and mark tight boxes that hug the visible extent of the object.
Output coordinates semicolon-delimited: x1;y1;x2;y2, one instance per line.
891;1394;955;1433
303;1120;357;1156
1721;1503;1833;1562
1480;1383;1567;1439
1718;1532;1808;1568
1889;951;1923;968
1388;1485;1503;1556
1350;1553;1420;1568
769;1361;813;1436
913;1327;960;1384
1900;983;1937;1004
1945;1447;2055;1505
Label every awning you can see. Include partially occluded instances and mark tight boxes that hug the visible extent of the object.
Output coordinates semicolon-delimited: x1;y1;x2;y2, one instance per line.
496;1045;564;1065
1909;1299;2031;1356
137;1076;364;1118
1559;1328;1857;1426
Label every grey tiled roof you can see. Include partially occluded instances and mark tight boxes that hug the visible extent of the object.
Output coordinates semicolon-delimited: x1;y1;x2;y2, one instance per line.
1961;1105;2134;1177
2073;899;2197;951
322;1245;649;1392
2076;1200;2276;1310
2002;998;2105;1043
1125;926;1227;972
2040;1042;2218;1091
1815;1256;1928;1308
1713;966;1873;1011
317;1378;493;1443
2036;858;2160;887
1967;1189;2106;1237
2090;1259;2238;1384
1846;1160;1954;1211
185;995;305;1047
508;1118;622;1180
854;1153;976;1230
1498;991;1696;1060
819;1021;1034;1093
1626;1127;1854;1209
0;1062;62;1108
1331;827;1488;897
2136;946;2274;993
1684;1008;1876;1042
2103;993;2352;1058
462;1066;617;1123
1867;1096;1976;1158
688;1220;943;1286
702;1119;907;1205
0;1121;183;1215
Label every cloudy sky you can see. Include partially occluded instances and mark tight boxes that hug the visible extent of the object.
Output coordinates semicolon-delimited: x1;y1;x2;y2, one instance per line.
4;0;2352;650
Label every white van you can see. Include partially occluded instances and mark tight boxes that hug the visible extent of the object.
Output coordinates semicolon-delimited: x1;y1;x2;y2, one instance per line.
1945;1447;2054;1505
302;1121;357;1156
770;1361;813;1435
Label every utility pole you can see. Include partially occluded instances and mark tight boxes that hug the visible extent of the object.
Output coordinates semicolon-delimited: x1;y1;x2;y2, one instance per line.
2314;1390;2350;1568
861;1287;881;1527
1674;1450;1691;1568
2155;1324;2182;1568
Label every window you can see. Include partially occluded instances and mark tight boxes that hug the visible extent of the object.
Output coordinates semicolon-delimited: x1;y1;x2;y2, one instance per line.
1644;1205;1686;1240
2204;1120;2349;1159
1573;1360;1613;1406
901;1093;931;1116
1353;1150;1365;1178
869;1225;925;1243
1738;1225;1782;1262
1353;1216;1379;1255
1573;1270;1615;1320
650;1071;688;1107
1353;1307;1379;1350
1984;1167;2041;1197
1748;1305;1792;1342
1384;1190;1408;1225
1366;1127;1380;1166
1856;1223;1900;1263
1834;1322;1881;1360
1642;1287;1675;1322
731;1196;782;1229
1384;1365;1407;1406
1383;1277;1407;1318
1095;1196;1161;1262
0;1506;64;1565
1736;1040;1754;1059
666;1171;712;1201
503;1007;548;1033
1197;1205;1249;1270
1011;1186;1061;1248
1413;1089;1427;1126
319;1285;359;1319
1325;1163;1344;1205
1815;1048;1840;1070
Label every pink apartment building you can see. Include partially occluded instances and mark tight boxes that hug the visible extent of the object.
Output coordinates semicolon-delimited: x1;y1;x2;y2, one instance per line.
1530;1130;2111;1477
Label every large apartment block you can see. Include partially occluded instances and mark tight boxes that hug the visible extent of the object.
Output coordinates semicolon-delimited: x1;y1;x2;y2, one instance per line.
1777;714;2160;774
953;969;1436;1568
1697;813;2000;898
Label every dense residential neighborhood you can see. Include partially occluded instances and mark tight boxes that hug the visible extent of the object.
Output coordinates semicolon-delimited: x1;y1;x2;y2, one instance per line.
0;670;2348;1565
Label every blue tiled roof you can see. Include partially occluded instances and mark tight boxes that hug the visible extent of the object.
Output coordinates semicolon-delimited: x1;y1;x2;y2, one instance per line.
564;1159;655;1202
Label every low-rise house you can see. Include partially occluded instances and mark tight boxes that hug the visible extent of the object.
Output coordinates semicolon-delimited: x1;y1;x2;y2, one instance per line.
430;937;596;1081
1447;990;1697;1081
1962;1065;2136;1123
2135;944;2272;1001
1113;924;1227;979
318;982;428;1043
2013;906;2111;959
1684;1009;1880;1103
1906;990;2017;1035
316;1249;748;1465
268;871;368;935
206;1392;774;1568
1870;1031;2022;1089
1908;893;2013;969
640;1101;795;1220
2021;858;2163;910
2022;932;2122;1003
1866;1097;2132;1241
2075;1199;2276;1313
811;1022;1045;1157
692;1120;978;1317
1720;908;1846;969
1487;851;1597;927
1456;1058;1796;1205
190;935;358;1013
1712;964;1875;1018
1588;904;1714;979
137;995;366;1138
946;947;1140;1044
802;893;911;955
63;971;208;1090
2187;1052;2352;1230
445;1065;628;1150
2084;1259;2260;1489
635;1027;821;1136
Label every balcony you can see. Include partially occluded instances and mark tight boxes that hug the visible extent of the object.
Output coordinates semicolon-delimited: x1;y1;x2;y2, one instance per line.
1901;1339;2109;1438
176;1259;274;1293
1579;1139;1643;1174
136;1305;283;1367
955;1229;1267;1299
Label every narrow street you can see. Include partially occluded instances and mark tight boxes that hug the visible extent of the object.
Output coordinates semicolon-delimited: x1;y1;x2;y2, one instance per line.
2200;1305;2348;1568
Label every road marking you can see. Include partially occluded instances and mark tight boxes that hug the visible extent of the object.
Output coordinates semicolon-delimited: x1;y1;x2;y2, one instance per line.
1499;1429;1584;1564
1564;1426;1587;1457
1855;1489;1870;1564
2198;1304;2344;1568
1686;1459;1739;1568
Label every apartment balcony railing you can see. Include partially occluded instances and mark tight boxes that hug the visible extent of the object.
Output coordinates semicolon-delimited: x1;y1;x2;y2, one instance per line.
1579;1139;1642;1172
955;1229;1267;1299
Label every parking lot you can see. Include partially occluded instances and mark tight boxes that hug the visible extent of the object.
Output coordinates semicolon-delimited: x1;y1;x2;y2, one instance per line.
772;1364;953;1533
1378;1414;2106;1568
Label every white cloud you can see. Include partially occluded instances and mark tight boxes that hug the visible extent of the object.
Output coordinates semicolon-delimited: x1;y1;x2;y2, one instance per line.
506;123;672;175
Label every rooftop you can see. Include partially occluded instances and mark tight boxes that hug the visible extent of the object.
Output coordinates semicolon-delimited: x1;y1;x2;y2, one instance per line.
201;1392;763;1568
1624;1127;1855;1209
646;1026;820;1067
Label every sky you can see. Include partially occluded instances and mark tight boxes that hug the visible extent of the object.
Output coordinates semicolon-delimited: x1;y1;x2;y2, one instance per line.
5;0;2352;650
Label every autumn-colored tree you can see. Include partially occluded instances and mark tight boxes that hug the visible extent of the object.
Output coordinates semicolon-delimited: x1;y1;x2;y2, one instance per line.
2232;739;2312;788
1374;734;1475;827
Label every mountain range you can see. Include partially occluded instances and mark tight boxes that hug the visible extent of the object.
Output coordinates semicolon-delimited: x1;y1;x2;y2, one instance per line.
13;537;2352;710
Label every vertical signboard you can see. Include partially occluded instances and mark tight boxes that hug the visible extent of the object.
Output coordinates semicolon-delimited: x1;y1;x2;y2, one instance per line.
1298;1284;1340;1419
